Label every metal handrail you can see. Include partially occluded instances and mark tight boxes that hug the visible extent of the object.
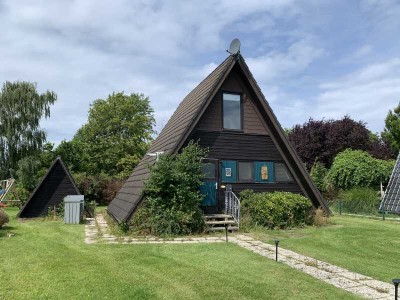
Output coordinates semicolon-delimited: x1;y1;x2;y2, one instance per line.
225;190;241;228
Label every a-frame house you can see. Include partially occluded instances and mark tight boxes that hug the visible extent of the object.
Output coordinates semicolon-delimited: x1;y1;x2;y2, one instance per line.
108;53;329;224
18;157;81;218
380;153;400;214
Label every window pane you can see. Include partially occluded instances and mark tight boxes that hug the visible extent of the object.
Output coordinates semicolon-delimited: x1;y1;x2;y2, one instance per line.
238;162;253;182
275;163;293;182
223;93;241;130
201;163;216;179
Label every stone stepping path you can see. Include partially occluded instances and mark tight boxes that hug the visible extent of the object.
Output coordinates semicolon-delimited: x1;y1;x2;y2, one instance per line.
84;213;226;244
230;235;394;300
84;214;395;299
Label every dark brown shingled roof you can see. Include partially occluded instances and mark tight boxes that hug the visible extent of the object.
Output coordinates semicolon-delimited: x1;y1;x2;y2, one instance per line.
108;54;329;223
107;56;237;223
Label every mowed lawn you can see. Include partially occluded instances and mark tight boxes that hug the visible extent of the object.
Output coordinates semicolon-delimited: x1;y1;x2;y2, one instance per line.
0;208;358;300
248;215;400;283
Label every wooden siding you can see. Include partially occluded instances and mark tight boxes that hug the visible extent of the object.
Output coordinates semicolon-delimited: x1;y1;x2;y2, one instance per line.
191;131;282;161
196;67;269;135
19;159;80;218
195;95;222;131
189;131;303;213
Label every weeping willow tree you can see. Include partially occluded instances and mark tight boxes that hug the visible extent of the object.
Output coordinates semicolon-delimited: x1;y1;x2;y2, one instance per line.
0;81;57;179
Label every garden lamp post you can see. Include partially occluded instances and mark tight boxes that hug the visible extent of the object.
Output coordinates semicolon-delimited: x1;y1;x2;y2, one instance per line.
393;279;400;300
274;240;279;261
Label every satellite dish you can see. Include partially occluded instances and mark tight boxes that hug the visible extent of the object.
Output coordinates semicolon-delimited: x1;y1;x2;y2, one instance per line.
228;38;241;55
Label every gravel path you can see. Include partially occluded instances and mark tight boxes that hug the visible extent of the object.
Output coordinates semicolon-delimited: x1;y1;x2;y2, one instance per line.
85;214;395;299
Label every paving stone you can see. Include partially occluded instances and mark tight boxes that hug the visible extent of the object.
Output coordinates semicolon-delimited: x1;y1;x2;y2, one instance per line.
231;235;392;299
361;279;392;292
346;285;390;299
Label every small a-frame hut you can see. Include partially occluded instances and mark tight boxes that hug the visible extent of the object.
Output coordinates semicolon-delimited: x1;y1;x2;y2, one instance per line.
380;153;400;214
18;157;80;218
108;51;330;224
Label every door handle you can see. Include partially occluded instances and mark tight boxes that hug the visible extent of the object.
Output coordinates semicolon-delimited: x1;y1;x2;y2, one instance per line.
215;182;218;190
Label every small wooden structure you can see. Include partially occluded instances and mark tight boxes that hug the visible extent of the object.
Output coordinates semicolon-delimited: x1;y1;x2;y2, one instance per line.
108;51;330;224
17;157;80;218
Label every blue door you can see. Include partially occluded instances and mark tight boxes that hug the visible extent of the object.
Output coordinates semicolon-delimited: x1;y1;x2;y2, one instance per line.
200;160;218;206
200;181;217;206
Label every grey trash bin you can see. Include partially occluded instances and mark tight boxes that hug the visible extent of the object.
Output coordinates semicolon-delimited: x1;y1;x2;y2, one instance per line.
64;195;84;224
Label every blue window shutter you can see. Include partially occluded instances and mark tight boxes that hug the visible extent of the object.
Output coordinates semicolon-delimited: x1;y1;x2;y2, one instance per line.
221;160;237;183
254;162;274;183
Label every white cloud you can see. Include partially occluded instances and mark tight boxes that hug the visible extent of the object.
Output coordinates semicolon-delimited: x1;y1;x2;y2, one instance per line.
314;58;400;131
0;0;399;144
246;39;324;84
1;0;302;145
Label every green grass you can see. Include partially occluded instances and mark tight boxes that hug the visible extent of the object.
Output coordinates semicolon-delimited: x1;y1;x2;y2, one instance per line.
248;215;400;283
0;208;358;300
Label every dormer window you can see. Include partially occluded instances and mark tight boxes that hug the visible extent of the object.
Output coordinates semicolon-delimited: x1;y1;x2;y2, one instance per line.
223;92;242;130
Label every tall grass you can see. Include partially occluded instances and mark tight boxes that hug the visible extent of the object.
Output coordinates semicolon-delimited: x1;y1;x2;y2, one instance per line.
338;187;380;214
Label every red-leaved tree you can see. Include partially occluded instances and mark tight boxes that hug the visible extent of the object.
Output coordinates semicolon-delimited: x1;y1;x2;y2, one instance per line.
288;116;394;169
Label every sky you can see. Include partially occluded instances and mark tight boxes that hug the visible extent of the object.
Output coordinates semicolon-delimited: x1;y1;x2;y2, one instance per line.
1;0;400;145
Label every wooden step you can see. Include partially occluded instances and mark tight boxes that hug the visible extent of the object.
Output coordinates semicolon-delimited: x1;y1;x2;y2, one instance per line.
206;226;239;232
203;214;232;219
205;220;236;225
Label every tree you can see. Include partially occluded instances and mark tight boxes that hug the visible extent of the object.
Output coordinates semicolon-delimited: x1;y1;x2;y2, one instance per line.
382;102;400;154
73;92;155;177
54;139;87;173
0;81;56;178
15;142;56;191
368;134;394;160
288;116;393;169
288;119;329;169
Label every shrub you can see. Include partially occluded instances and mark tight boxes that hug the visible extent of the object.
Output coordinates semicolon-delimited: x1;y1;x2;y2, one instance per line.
339;187;379;214
326;149;394;190
313;208;328;226
310;161;328;192
85;201;97;218
14;182;31;206
240;190;313;229
0;208;10;228
73;173;124;206
138;141;208;236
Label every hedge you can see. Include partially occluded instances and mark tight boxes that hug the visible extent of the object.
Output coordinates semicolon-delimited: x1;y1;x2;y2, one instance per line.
240;190;313;229
326;149;394;190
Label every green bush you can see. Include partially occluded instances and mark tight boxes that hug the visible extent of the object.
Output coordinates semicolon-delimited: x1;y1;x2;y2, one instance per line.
338;187;379;214
327;149;394;190
13;182;31;206
240;190;313;229
310;161;328;192
138;141;208;236
73;173;123;206
0;208;10;228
